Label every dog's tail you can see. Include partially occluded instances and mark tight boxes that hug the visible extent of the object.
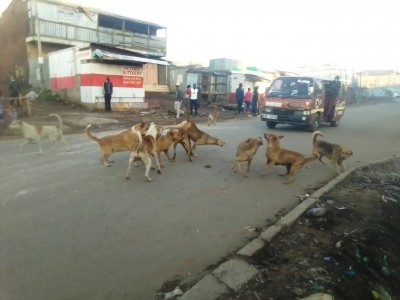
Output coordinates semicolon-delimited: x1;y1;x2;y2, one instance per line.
49;113;63;130
85;124;100;142
131;123;144;153
312;130;324;143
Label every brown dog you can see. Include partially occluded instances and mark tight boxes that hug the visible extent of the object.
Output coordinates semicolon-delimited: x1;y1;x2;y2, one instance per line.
9;113;70;155
208;110;219;126
126;122;162;182
165;118;225;157
261;133;317;184
233;137;263;177
85;122;147;166
312;131;353;174
156;129;183;168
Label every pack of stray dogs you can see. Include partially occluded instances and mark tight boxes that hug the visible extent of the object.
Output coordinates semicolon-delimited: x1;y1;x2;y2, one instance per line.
9;114;353;183
234;131;353;183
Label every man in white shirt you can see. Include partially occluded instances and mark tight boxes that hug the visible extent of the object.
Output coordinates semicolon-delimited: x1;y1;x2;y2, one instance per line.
190;83;199;117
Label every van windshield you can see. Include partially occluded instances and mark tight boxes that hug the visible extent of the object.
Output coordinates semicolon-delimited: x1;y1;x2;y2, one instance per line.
268;77;313;99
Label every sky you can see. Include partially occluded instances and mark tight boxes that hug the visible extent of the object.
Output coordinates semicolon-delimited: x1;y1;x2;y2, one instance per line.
1;0;400;71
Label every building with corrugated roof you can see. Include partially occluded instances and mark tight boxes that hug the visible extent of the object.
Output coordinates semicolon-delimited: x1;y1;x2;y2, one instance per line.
0;0;168;99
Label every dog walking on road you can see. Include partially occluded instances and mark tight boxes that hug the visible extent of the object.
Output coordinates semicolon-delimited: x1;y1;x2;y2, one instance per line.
9;113;70;155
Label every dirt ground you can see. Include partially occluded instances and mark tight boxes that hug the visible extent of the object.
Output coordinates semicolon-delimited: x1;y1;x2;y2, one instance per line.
0;93;243;140
215;158;400;300
2;94;399;300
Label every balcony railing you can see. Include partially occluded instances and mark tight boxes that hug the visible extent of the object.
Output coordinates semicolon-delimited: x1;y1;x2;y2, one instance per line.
28;18;166;57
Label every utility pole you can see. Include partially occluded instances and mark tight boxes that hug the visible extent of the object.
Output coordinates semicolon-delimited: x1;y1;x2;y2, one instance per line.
33;0;44;90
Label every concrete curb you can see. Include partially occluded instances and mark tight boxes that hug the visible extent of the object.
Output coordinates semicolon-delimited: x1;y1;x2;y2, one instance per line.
177;156;399;300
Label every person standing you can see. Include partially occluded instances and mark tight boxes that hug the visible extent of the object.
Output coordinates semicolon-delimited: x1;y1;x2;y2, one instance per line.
251;86;259;116
196;84;202;109
235;83;245;114
190;83;199;117
103;77;113;112
184;84;191;110
244;87;252;112
324;75;342;121
174;84;184;119
8;76;20;105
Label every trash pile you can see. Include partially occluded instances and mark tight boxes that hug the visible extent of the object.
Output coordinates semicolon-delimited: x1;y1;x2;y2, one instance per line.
216;158;400;300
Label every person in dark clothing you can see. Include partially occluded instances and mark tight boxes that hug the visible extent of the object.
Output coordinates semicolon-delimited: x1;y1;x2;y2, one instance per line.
251;86;259;116
235;83;244;114
174;84;184;119
324;76;342;121
196;85;202;109
9;76;20;105
103;77;113;112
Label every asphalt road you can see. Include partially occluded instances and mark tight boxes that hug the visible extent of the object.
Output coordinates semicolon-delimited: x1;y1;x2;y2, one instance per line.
1;103;399;300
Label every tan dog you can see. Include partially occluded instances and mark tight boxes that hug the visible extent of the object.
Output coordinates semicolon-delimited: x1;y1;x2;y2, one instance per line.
312;131;353;174
261;133;317;184
233;137;263;177
126;122;162;182
85;122;147;166
207;110;219;126
165;118;225;157
156;129;183;168
9;114;70;155
170;130;193;162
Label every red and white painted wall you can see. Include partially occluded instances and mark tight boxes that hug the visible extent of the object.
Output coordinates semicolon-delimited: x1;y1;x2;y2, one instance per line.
48;47;147;109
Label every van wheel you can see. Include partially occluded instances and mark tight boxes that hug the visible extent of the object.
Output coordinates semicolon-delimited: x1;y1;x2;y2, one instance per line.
308;116;320;132
266;121;277;129
330;120;339;127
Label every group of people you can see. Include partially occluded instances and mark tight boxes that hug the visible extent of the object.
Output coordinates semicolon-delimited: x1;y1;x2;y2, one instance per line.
174;83;200;119
175;82;260;119
103;77;201;117
236;83;259;116
106;78;361;122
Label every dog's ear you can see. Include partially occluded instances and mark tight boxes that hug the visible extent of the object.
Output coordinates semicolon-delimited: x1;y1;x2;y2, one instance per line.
278;135;284;139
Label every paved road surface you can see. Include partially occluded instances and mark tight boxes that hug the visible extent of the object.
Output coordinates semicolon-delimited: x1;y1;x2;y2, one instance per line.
1;103;399;299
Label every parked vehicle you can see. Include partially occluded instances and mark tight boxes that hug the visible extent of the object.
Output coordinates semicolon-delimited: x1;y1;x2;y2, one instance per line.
260;76;346;131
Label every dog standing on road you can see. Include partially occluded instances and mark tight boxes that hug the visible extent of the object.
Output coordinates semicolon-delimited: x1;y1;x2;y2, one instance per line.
126;122;162;182
85;122;147;166
165;118;225;157
233;137;263;177
261;133;317;184
207;110;219;126
156;129;184;168
312;131;353;174
9;113;70;155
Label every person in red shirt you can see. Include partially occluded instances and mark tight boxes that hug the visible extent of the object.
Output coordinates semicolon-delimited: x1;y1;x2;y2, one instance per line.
183;84;191;110
244;87;252;112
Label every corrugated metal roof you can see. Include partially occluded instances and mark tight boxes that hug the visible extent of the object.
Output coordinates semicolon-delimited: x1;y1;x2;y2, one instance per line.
92;49;169;65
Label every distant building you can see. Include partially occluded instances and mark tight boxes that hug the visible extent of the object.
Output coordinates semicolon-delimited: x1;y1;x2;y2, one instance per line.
168;58;273;105
296;65;400;89
0;0;168;102
357;70;400;89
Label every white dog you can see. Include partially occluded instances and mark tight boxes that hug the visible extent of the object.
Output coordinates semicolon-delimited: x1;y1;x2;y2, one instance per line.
126;122;162;182
9;114;70;155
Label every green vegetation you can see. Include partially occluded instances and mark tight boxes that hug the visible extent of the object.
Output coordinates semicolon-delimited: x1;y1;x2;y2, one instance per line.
36;89;61;102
